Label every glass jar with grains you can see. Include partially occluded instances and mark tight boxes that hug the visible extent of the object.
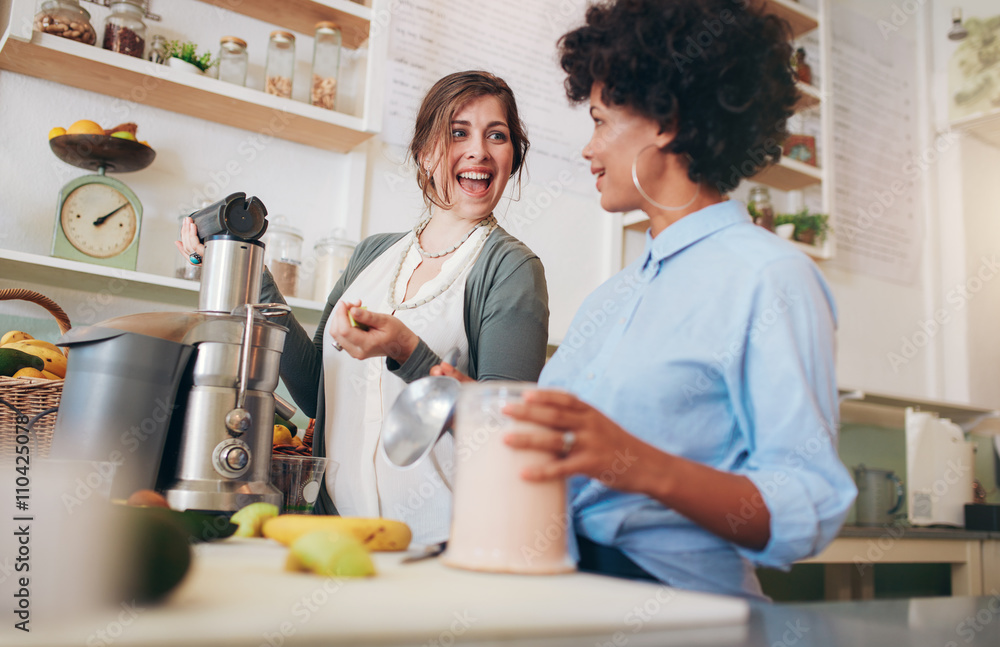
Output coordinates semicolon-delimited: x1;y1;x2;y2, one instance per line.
263;217;304;298
311;21;341;111
217;36;248;86
265;31;295;98
33;0;96;45
102;0;147;58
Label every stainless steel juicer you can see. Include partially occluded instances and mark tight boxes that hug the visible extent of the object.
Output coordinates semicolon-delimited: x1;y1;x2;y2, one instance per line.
51;192;294;512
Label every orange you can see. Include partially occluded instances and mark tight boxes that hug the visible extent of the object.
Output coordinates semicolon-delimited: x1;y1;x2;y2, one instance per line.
67;119;104;135
48;127;66;139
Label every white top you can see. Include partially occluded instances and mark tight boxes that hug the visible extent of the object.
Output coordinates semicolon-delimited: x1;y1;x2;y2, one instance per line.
321;225;492;545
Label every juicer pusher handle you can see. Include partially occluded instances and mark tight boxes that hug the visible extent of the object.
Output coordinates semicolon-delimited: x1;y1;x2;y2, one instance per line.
225;302;292;435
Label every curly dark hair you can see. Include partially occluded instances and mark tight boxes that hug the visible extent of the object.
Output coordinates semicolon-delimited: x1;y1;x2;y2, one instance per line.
558;0;799;193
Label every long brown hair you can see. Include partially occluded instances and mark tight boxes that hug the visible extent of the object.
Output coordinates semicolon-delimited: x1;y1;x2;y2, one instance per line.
409;71;530;211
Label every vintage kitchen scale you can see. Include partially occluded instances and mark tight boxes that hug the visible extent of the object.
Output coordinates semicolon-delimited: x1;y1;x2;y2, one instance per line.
49;134;155;271
50;192;296;513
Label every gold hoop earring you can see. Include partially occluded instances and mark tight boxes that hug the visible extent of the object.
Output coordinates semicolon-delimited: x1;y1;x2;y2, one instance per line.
631;144;700;211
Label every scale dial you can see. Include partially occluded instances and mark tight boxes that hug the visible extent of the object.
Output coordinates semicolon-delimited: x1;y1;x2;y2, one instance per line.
60;182;138;258
52;173;143;270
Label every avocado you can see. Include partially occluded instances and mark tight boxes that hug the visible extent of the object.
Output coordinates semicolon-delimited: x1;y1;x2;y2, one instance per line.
0;348;44;377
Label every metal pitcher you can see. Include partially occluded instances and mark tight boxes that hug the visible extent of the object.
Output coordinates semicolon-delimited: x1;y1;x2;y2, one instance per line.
854;464;904;526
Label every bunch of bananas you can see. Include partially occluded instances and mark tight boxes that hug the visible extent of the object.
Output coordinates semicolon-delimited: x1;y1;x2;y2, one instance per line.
0;331;67;379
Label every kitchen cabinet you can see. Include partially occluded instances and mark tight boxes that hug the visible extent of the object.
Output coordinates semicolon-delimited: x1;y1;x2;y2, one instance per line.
616;0;833;266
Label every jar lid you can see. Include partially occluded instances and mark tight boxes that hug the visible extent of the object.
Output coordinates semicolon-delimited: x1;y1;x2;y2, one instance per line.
270;30;295;42
220;36;247;48
110;0;146;10
266;216;304;239
315;21;340;32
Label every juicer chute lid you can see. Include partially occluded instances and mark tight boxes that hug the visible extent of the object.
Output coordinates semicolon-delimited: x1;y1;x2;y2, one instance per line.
188;191;268;242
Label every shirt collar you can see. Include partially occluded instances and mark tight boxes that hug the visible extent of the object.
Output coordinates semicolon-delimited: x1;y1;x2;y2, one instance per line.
640;200;751;271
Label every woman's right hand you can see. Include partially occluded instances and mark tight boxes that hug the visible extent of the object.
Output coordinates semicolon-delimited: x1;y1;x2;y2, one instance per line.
329;300;420;364
174;216;205;263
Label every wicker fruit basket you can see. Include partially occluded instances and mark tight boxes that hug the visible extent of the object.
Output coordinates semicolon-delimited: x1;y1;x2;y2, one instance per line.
0;289;72;459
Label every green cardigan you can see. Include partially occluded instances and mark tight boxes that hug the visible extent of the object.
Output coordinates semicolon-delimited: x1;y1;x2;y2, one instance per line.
259;225;549;515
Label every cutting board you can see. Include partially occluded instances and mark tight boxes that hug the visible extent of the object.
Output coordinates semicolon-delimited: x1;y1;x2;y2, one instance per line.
24;539;748;646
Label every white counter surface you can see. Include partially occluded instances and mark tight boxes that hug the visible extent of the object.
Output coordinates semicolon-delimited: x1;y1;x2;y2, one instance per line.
23;538;749;646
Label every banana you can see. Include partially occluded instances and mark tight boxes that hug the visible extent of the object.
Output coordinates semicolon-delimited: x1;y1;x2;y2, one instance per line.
40;370;62;380
13;367;45;379
0;348;44;377
15;339;63;355
0;331;33;346
262;515;412;551
3;341;67;378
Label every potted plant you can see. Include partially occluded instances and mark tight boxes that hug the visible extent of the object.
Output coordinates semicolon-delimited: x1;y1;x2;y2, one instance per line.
775;209;831;246
164;40;215;74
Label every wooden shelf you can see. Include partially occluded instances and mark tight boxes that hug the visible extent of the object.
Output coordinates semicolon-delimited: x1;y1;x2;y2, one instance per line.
951;109;1000;150
756;0;819;38
794;81;821;112
193;0;372;50
839;387;1000;434
0;31;376;153
0;248;324;324
753;157;823;191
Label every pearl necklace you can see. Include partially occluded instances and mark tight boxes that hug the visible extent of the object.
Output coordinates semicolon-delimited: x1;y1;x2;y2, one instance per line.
414;214;495;258
387;216;497;311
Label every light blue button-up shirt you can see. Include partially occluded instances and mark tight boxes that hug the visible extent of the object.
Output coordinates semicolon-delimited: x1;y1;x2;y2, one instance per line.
540;200;856;599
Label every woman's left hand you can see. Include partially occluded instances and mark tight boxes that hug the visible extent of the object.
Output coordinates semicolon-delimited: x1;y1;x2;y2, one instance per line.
501;390;649;492
174;216;205;263
329;300;419;364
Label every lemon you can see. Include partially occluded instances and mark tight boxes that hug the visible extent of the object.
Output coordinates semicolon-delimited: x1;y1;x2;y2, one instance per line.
273;424;293;446
48;127;66;140
67;119;104;135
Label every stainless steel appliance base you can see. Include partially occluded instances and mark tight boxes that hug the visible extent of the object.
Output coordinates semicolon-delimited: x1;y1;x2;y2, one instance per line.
164;478;283;513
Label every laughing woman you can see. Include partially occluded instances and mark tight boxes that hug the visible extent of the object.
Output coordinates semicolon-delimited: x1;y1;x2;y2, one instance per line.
495;0;856;599
177;71;549;546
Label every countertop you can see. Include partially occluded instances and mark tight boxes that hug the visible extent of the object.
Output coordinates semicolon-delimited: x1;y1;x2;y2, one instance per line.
838;524;1000;540
17;538;1000;646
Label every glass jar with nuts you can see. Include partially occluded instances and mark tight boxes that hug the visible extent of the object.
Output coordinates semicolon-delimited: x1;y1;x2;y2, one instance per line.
311;21;341;111
33;0;97;46
265;31;295;99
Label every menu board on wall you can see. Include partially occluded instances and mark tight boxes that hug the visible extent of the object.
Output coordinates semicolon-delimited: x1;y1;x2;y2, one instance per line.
380;0;593;193
829;5;923;285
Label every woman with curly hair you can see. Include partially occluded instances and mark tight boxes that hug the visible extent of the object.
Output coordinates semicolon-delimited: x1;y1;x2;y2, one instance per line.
485;0;855;599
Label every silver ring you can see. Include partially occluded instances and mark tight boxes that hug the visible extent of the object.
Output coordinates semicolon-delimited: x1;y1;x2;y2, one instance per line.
332;342;343;352
189;252;202;265
560;431;576;456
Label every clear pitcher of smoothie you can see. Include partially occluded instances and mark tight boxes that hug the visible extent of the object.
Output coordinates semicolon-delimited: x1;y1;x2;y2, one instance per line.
442;382;576;574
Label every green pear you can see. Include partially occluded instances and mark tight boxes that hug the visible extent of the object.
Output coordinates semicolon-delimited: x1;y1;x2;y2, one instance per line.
230;502;279;537
348;305;369;331
286;530;376;577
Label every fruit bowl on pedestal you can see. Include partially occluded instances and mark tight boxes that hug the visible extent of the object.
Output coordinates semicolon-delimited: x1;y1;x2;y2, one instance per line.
49;134;155;172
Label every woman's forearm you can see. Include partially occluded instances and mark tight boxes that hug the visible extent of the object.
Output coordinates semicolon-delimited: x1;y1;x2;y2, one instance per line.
636;448;771;551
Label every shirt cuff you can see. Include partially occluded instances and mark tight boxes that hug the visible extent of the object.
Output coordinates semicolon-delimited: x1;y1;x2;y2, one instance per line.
385;338;439;384
732;467;840;569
